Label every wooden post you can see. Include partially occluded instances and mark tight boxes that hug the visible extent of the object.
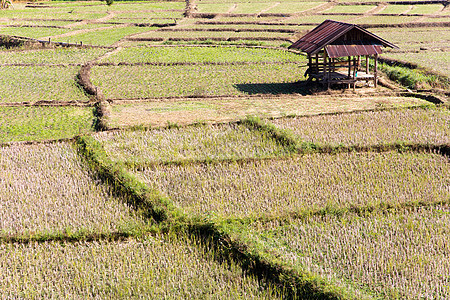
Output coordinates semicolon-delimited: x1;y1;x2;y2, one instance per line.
316;53;319;76
365;55;369;74
348;56;351;78
374;53;378;88
324;52;329;89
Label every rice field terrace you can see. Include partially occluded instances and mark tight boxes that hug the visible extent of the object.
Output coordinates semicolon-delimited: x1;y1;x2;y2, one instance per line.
0;0;449;298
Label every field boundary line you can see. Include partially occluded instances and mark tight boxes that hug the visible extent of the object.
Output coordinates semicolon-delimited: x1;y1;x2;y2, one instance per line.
218;198;450;230
0;100;94;107
158;27;297;33
104;90;433;104
75;135;370;300
125;36;293;42
93;102;436;133
75;135;183;223
0;63;83;67
0;230;142;245
0;136;76;148
94;61;302;67
119;142;450;169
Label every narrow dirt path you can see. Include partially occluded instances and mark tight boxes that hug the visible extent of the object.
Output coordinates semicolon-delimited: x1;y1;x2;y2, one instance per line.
367;4;387;15
93;46;122;64
96;12;117;23
402;5;415;15
414;4;446;22
40;23;129;40
257;2;280;15
226;4;237;14
64;11;117;29
283;2;335;21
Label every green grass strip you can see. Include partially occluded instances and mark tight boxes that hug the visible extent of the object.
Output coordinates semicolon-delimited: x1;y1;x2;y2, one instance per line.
75;135;183;223
222;196;450;227
378;62;449;90
242;116;300;152
77;131;372;299
0;228;157;245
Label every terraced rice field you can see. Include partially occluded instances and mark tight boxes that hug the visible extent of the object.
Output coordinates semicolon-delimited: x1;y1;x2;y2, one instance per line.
0;143;145;238
270;107;450;147
132;151;449;219
0;0;449;298
235;205;450;299
0;106;95;142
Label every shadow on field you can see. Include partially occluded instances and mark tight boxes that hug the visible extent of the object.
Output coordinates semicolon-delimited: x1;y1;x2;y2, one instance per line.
234;82;313;96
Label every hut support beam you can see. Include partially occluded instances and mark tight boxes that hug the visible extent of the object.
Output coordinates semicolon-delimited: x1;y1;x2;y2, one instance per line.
374;53;378;88
324;52;329;89
365;55;369;74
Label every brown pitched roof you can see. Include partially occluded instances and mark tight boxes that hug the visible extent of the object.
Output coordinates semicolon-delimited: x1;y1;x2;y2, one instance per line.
290;20;398;56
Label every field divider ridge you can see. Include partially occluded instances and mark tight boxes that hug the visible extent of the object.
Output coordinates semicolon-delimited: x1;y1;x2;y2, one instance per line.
77;61;112;130
75;135;182;224
75;133;372;299
0;230;145;245
77;124;448;298
221;197;450;227
94;60;300;67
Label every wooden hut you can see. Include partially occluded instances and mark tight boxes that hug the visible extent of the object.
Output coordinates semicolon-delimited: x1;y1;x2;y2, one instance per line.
289;20;398;89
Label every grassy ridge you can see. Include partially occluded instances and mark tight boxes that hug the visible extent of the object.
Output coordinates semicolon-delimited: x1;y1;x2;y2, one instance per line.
75;134;370;299
78;112;450;299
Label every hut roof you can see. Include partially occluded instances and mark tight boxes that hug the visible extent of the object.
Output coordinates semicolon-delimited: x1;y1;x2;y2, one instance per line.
289;20;398;57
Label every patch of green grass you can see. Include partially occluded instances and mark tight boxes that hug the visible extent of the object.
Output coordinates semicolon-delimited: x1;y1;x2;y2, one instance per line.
0;27;70;39
0;48;108;65
383;52;450;77
68;23;116;30
196;3;237;13
0;66;89;103
91;63;306;99
106;18;177;24
378;62;449;89
285;15;349;24
266;2;326;14
409;4;444;15
353;15;420;24
130;29;293;40
0;20;73;27
53;26;155;46
0;10;107;20
371;28;450;49
233;3;275;14
0;106;95;142
100;46;304;64
108;1;185;11
109;11;183;20
378;5;412;15
323;5;376;14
